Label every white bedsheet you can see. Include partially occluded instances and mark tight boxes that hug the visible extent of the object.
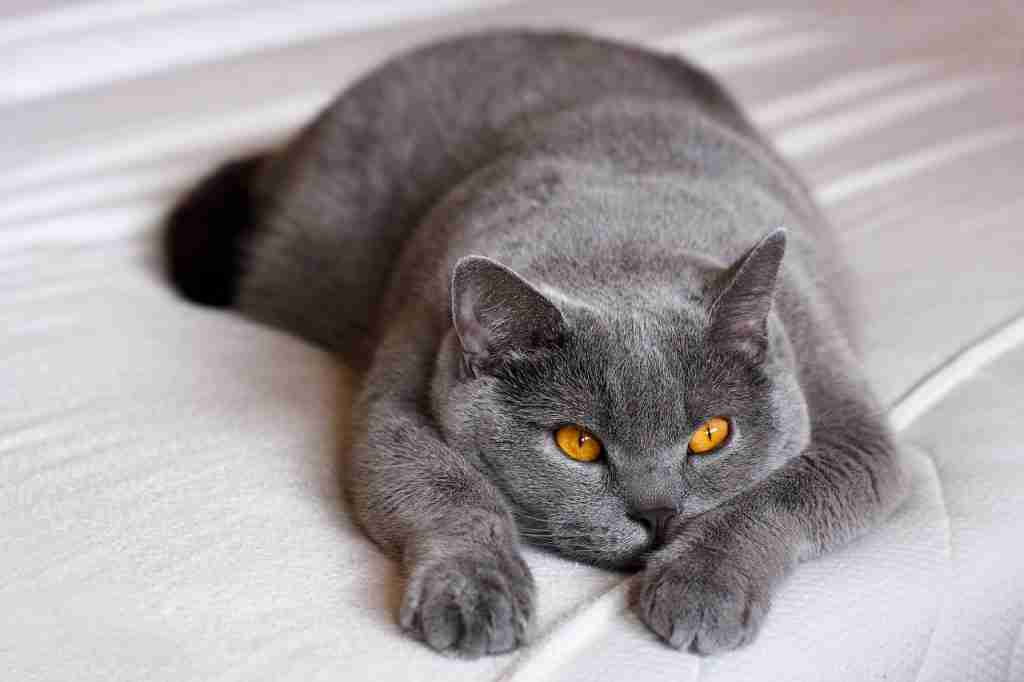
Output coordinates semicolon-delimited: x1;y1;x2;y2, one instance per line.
3;1;1023;680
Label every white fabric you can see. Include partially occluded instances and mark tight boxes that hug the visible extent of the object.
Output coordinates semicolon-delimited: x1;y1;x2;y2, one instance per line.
3;1;1022;680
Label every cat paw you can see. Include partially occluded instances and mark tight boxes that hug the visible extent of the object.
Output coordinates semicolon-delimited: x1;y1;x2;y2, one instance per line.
400;549;535;657
634;538;774;654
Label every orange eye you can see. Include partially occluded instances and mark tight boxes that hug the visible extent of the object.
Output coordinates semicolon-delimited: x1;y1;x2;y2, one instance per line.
555;425;603;462
688;417;730;455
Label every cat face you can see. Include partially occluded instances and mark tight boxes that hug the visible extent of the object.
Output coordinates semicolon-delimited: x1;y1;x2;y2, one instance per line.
434;231;810;568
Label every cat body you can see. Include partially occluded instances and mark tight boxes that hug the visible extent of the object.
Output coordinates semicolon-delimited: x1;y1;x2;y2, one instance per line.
166;31;907;657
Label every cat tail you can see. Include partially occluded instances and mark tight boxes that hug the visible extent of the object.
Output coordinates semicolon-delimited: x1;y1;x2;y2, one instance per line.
164;154;267;308
163;142;396;370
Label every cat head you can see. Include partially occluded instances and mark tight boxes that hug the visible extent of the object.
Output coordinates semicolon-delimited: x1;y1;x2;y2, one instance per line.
433;229;810;568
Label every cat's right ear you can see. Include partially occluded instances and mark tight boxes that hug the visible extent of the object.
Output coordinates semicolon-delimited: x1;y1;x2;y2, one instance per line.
451;256;565;376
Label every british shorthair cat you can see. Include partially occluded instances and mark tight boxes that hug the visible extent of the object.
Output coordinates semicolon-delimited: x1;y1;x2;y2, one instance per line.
165;30;907;658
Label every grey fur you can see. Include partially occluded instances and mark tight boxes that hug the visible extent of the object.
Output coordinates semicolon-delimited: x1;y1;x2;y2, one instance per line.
169;30;909;657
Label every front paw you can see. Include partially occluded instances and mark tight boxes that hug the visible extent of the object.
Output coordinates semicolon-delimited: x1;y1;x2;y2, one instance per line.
400;548;535;658
635;530;783;654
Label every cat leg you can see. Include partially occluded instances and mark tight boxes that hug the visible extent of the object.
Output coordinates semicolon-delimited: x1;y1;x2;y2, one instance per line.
635;381;909;654
346;320;534;658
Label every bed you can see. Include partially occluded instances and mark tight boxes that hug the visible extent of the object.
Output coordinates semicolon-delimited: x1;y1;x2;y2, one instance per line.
3;1;1023;680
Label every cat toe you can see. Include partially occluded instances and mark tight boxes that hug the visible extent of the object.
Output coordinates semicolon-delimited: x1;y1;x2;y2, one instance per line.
401;550;535;658
635;552;770;655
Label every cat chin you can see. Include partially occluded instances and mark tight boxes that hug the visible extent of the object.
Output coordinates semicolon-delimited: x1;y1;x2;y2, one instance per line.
540;531;655;571
563;546;651;572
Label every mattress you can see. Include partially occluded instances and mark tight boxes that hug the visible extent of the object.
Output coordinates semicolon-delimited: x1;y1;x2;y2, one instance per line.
3;1;1023;680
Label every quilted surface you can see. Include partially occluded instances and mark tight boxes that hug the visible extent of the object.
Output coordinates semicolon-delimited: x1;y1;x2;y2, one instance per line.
3;1;1023;680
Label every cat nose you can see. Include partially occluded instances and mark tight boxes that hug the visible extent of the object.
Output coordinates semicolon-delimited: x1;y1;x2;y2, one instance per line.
633;507;677;546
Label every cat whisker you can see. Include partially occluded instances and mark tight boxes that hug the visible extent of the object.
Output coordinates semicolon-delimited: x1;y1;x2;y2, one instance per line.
519;530;609;543
511;511;552;523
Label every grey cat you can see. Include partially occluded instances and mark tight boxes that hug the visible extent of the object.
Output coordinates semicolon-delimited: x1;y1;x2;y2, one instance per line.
165;30;908;658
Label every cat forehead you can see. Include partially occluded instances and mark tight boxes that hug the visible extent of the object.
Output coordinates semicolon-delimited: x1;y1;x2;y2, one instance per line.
574;308;701;365
500;307;734;424
566;314;699;438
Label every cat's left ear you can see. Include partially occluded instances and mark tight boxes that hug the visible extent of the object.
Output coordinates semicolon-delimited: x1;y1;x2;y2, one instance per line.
451;256;566;375
708;229;787;362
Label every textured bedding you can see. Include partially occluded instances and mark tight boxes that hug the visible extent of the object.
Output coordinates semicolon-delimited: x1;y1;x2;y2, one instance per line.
3;1;1024;680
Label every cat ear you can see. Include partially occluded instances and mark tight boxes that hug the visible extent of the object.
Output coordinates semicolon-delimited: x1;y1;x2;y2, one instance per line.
451;256;565;374
707;229;787;362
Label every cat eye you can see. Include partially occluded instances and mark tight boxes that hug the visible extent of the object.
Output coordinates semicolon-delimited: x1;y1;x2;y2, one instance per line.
555;425;603;462
688;417;730;455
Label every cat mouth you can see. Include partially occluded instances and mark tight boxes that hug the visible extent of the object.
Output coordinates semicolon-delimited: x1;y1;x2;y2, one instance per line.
514;513;679;569
652;514;676;548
